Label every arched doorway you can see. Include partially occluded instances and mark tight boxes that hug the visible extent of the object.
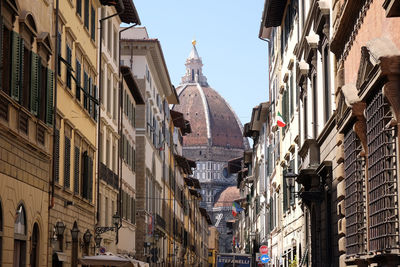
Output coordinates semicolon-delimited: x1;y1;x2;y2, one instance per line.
30;223;39;267
13;204;27;267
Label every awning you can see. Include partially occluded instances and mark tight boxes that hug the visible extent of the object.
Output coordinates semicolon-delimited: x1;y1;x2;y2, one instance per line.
174;154;195;175
79;254;134;266
55;252;68;262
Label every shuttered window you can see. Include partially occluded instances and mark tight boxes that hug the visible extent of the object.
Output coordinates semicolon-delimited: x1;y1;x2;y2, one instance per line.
83;71;88;109
74;146;80;194
76;0;82;17
1;23;11;95
66;45;72;89
131;198;136;224
88;155;93;202
92;85;97;120
57;32;61;77
46;69;54;126
75;60;81;100
88;77;92;114
90;6;96;41
30;53;39;116
11;32;22;101
54;129;60;183
21;46;30;109
64;137;71;189
84;0;89;30
283;169;288;212
82;152;89;200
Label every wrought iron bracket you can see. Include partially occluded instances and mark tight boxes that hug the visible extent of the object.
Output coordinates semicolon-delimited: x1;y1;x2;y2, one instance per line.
95;226;116;235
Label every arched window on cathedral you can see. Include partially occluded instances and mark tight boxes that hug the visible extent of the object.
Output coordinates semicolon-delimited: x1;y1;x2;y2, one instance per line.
14;204;27;266
191;69;194;81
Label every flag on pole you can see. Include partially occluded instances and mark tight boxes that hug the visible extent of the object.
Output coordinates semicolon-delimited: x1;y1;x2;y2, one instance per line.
277;111;286;127
232;201;243;217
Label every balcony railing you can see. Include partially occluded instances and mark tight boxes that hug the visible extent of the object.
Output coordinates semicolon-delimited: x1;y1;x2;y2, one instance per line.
99;162;119;190
155;213;166;229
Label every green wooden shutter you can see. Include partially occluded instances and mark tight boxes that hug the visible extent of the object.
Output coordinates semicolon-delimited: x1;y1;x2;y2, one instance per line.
11;32;21;101
46;69;54;125
90;6;95;41
132;198;136;224
64;136;71;189
74;146;80;194
88;155;93;202
30;53;39;115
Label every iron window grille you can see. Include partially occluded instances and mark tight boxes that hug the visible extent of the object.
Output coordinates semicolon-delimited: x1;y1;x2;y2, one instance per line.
344;129;366;256
366;89;398;251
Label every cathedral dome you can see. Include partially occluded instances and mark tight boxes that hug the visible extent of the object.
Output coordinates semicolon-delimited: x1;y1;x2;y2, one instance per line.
173;42;248;150
213;186;240;208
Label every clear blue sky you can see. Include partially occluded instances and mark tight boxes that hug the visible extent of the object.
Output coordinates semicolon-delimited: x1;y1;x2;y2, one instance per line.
133;0;269;125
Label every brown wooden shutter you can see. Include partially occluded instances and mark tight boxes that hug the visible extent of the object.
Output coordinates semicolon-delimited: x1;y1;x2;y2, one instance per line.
64;136;71;189
74;146;80;194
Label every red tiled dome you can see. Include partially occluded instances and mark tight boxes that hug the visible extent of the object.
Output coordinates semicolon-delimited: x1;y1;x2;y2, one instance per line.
173;84;245;149
214;186;240;208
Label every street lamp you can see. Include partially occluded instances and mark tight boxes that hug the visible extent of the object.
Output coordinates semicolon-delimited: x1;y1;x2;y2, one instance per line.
284;168;297;187
55;221;66;237
94;234;102;248
71;224;80;242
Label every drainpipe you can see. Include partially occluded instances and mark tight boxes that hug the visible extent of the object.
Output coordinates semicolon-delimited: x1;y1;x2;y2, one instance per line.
50;0;60;211
117;23;137;245
97;0;125;227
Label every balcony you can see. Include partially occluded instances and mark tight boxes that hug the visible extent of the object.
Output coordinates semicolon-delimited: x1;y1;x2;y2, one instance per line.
99;162;119;190
155;213;166;229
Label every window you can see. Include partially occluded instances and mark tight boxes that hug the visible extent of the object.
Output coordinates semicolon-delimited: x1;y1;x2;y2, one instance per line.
106;138;110;167
83;71;88;109
312;74;317;138
30;223;39;267
22;44;31;109
107;20;112;51
76;0;82;17
113;87;117;119
107;77;111;112
76;59;81;100
66;45;72;89
113;28;118;62
1;25;12;95
14;205;27;267
81;151;93;202
91;6;96;41
323;45;331;122
105;197;109;226
74;145;80;194
64;135;71;189
57;31;62;77
84;0;89;30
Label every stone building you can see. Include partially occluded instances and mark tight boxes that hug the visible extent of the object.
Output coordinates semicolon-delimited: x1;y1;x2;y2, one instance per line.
97;1;140;256
0;0;54;265
121;26;179;263
330;0;400;266
172;41;248;253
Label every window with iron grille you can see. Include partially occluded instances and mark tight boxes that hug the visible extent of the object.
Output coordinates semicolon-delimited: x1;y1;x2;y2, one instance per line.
366;89;398;251
344;129;366;256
